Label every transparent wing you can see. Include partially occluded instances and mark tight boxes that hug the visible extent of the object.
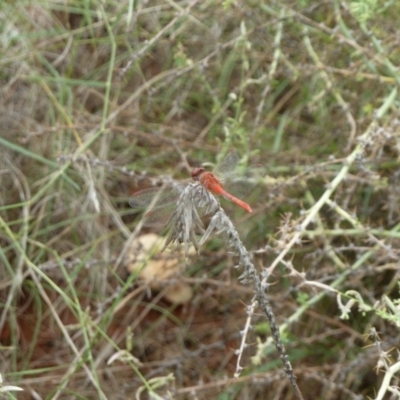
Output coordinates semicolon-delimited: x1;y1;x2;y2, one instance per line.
129;185;182;208
129;184;184;226
213;152;240;179
214;152;266;199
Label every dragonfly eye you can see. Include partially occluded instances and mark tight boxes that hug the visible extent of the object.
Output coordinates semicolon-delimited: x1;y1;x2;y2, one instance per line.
191;167;205;181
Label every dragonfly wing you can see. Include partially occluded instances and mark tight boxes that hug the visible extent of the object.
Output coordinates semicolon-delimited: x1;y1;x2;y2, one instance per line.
213;152;266;199
224;164;266;199
213;152;240;179
129;185;180;208
129;184;183;226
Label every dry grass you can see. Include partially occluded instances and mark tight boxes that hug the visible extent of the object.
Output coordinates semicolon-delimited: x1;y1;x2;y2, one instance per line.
2;1;400;399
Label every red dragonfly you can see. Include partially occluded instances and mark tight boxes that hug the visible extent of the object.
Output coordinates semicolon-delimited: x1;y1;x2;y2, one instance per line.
191;166;252;212
129;153;261;224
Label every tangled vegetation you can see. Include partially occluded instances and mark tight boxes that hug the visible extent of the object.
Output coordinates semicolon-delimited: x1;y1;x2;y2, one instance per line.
1;1;400;399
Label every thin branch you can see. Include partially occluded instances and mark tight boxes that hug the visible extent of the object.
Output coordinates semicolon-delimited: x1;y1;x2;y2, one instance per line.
163;183;304;400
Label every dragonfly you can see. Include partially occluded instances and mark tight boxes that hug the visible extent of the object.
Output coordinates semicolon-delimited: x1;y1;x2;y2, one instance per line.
129;152;262;225
191;166;252;212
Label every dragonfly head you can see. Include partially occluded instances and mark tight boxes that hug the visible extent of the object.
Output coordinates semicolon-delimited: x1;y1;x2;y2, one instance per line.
191;167;206;181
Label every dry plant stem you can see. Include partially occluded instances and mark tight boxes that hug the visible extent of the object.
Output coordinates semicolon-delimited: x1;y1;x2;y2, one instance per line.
265;86;397;279
119;0;201;79
53;23;247;194
324;198;393;256
253;8;285;130
230;88;395;399
235;300;257;378
302;26;357;150
164;184;304;400
302;183;347;270
0;215;107;400
374;345;400;400
0;161;30;332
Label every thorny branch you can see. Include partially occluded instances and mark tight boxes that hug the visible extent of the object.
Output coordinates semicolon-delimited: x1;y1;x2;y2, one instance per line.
163;182;304;400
